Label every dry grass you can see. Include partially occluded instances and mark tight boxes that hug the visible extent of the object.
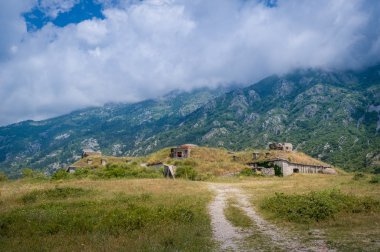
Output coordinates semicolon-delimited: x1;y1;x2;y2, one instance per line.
232;174;380;251
0;179;214;252
73;155;134;168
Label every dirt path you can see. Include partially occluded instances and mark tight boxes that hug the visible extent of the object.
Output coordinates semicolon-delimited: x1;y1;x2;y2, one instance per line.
208;184;333;252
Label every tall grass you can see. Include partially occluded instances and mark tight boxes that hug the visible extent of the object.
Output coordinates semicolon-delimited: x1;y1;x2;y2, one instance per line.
0;179;213;251
261;189;380;223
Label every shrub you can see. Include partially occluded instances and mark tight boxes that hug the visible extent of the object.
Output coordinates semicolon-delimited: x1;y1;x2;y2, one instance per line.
273;165;283;176
353;172;366;180
21;168;46;179
176;166;198;180
261;189;379;223
239;168;257;176
373;167;380;174
0;172;8;182
52;169;69;180
369;175;380;184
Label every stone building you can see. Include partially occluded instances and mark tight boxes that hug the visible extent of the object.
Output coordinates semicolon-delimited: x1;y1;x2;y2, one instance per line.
248;158;331;176
163;164;176;178
66;166;77;173
269;142;293;151
170;144;197;158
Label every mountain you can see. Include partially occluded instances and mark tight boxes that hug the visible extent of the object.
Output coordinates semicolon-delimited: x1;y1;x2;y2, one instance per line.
1;66;379;176
0;88;228;177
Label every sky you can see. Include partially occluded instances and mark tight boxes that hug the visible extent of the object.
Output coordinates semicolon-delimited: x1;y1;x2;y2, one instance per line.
0;0;379;126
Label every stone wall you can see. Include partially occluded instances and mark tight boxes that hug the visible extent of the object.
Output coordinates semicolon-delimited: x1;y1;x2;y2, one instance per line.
274;160;325;176
261;168;275;176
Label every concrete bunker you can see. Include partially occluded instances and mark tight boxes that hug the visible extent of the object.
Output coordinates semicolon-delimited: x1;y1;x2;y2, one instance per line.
170;144;198;159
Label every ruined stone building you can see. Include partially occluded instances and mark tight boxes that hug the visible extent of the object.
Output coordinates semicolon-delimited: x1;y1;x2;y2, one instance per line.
170;144;197;158
249;158;331;176
248;143;333;176
269;142;293;151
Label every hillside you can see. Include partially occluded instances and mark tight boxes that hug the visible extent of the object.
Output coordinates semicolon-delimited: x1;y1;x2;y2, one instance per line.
133;66;380;172
68;146;333;180
0;88;227;177
0;66;379;176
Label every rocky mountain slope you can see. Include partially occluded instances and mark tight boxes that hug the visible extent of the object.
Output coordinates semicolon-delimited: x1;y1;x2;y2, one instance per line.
139;66;380;172
1;66;379;176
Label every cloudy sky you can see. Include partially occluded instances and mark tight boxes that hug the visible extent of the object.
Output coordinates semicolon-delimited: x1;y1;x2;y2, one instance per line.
0;0;379;125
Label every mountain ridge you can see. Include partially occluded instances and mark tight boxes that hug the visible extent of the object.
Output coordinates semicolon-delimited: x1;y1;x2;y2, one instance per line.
1;66;379;176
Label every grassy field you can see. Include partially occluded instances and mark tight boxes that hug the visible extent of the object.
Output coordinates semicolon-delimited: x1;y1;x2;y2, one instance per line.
1;172;379;251
235;174;380;251
0;178;213;252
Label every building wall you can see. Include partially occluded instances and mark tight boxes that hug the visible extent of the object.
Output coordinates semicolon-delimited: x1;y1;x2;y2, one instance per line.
275;160;324;176
171;148;191;158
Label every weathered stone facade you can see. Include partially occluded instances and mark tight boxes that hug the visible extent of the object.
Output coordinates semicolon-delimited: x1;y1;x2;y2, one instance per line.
261;168;275;176
170;144;197;158
163;165;176;178
269;142;293;151
248;158;332;176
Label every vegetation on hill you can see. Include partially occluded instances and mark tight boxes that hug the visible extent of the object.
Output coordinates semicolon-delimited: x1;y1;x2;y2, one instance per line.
63;147;332;180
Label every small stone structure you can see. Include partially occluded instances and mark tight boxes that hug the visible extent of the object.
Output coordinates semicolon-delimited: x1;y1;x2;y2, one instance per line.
322;168;338;175
261;168;275;176
269;143;293;152
66;166;77;173
82;149;102;158
170;144;197;158
87;159;93;165
248;158;331;176
163;164;176;179
101;159;107;166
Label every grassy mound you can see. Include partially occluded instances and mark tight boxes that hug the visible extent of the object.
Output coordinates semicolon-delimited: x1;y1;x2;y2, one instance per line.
68;146;334;180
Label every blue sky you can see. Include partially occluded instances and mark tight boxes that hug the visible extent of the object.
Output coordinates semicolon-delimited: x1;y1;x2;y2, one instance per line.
24;0;104;31
0;0;379;125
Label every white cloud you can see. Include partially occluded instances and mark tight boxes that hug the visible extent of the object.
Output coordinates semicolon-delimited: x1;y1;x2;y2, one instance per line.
0;0;379;125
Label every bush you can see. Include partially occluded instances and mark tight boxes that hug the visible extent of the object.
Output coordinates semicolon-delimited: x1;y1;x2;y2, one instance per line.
239;168;257;176
261;190;380;223
369;175;380;184
353;172;366;180
52;169;69;180
273;165;283;176
373;167;380;174
21;168;46;179
176;166;198;180
0;172;8;182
